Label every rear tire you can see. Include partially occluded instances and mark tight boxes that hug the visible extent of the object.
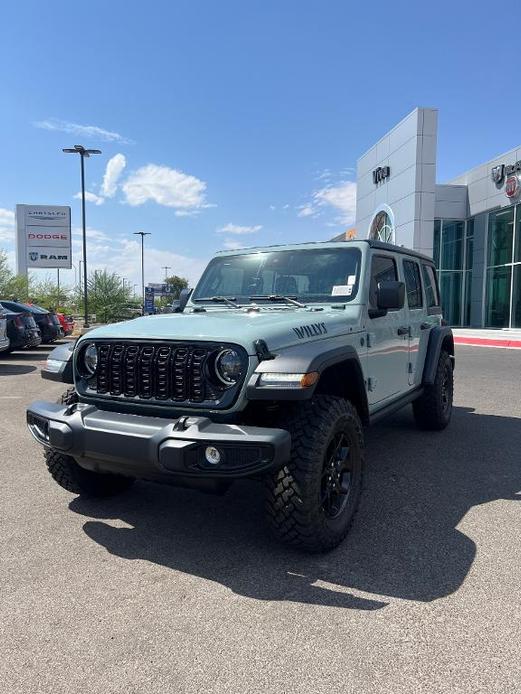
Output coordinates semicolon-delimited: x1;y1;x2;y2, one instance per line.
265;395;364;553
43;387;134;497
413;350;453;430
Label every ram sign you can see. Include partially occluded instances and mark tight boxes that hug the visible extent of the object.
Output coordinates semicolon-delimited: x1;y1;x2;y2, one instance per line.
15;204;72;272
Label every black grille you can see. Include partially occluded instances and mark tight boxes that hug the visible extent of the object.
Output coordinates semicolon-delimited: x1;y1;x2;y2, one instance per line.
89;341;233;405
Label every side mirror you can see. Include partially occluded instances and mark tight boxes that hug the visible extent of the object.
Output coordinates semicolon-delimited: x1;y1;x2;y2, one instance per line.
377;280;405;310
178;288;192;312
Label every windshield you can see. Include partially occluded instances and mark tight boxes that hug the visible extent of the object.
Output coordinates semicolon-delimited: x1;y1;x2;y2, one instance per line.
193;247;362;305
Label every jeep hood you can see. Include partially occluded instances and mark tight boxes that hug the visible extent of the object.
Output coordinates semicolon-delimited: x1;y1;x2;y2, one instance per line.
80;307;363;354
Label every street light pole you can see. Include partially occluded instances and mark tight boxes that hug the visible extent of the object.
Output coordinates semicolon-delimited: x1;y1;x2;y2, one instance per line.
134;231;151;314
63;145;102;328
162;265;171;280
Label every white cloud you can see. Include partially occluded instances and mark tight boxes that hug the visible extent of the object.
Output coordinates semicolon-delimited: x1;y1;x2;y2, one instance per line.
71;226;110;242
216;223;262;235
314;181;357;224
102;153;126;197
122;164;208;213
33;118;133;144
68;229;207;288
0;208;15;241
222;239;246;250
299;179;357;225
74;191;105;206
297;204;315;218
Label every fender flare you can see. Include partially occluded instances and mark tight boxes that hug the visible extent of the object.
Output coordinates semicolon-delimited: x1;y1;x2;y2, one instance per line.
246;338;367;409
422;326;455;385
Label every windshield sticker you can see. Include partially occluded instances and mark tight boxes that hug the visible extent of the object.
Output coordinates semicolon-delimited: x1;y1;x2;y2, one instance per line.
293;322;327;339
332;285;353;296
347;275;356;285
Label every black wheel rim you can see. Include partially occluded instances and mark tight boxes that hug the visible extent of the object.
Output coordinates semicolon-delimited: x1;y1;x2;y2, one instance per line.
441;363;452;413
320;432;353;519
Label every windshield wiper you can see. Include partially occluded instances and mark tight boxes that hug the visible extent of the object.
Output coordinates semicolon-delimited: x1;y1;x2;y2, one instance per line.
249;294;307;308
193;296;240;308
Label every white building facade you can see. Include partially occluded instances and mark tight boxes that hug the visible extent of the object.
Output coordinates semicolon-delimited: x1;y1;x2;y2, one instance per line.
354;107;521;329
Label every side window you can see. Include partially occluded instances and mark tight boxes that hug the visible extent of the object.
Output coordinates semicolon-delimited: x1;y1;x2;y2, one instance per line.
421;264;440;308
403;260;423;309
369;255;397;308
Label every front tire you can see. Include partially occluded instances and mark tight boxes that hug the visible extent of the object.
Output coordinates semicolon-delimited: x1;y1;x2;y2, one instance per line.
43;388;134;497
265;395;364;553
413;350;453;430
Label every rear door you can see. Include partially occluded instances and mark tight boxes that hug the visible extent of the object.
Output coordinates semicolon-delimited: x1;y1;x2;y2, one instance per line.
402;258;425;386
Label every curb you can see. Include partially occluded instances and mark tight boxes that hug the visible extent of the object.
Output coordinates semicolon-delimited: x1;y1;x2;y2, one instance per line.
454;336;521;349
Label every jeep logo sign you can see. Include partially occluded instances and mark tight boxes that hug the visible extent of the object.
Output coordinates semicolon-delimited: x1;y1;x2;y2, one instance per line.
372;166;390;185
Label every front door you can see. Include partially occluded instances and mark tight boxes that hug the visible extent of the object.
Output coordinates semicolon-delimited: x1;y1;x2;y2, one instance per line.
366;253;410;406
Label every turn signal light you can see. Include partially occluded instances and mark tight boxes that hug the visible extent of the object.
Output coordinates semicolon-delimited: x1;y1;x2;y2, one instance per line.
258;371;319;388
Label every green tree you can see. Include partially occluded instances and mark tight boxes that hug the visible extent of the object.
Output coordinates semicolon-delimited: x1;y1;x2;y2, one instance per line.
87;269;134;323
0;249;11;292
164;275;189;299
0;253;31;301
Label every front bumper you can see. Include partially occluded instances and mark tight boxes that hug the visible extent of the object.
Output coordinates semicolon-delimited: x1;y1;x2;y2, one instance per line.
26;400;291;482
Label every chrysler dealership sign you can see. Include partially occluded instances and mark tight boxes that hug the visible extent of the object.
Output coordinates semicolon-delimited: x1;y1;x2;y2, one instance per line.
15;205;72;273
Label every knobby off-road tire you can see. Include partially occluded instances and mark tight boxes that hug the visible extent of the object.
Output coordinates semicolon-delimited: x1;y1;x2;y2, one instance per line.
44;388;134;497
413;350;453;431
265;395;364;553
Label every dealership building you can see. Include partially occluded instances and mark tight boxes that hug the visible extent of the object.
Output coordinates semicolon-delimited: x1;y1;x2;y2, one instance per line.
351;107;521;329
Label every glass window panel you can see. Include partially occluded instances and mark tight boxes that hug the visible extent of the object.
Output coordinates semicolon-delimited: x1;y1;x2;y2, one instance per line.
441;220;464;270
403;260;423;309
512;265;521;328
433;220;441;269
439;272;462;326
515;204;521;263
485;266;511;328
421;264;440;308
487;208;514;267
369;255;397;308
464;271;472;326
465;219;474;271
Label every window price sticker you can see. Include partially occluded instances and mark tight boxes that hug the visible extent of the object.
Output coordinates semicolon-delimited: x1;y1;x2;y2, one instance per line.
332;285;353;296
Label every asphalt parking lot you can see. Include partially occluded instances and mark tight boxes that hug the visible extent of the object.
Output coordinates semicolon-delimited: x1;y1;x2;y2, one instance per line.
1;343;520;694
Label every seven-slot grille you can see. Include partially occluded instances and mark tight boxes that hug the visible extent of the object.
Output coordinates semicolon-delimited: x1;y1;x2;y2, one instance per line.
91;341;226;404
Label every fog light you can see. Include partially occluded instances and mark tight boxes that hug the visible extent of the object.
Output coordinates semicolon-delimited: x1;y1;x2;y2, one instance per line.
205;446;221;465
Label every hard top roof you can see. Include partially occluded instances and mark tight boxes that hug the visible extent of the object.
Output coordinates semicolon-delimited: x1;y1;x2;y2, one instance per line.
215;239;435;264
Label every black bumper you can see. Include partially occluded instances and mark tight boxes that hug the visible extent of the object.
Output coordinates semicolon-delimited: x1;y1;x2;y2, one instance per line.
26;401;291;481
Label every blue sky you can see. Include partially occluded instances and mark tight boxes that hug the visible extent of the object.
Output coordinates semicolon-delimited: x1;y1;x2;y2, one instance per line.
1;0;520;289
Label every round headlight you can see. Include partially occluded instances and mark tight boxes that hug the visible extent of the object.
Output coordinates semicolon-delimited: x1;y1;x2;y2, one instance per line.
215;348;242;386
84;343;98;375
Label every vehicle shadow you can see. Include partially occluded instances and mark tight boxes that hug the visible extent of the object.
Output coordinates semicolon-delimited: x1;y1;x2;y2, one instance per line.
0;364;37;375
69;406;521;610
0;344;61;361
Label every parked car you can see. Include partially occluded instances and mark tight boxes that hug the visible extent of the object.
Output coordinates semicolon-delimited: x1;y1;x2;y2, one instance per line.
56;312;74;336
29;239;454;553
0;301;60;343
49;312;64;338
0;307;10;354
3;309;41;351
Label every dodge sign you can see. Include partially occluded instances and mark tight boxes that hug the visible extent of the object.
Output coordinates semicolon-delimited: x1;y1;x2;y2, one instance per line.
15;205;72;272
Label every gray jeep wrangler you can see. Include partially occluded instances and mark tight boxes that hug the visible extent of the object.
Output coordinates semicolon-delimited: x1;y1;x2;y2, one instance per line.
27;240;454;552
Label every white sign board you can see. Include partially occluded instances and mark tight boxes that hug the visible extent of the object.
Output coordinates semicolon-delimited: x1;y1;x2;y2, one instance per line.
16;204;72;273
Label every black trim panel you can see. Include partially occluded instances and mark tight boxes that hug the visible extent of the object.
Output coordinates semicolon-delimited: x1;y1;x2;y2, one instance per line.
422;326;455;385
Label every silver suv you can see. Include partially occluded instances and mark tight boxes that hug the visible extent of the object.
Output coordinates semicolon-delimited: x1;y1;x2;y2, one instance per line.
28;240;454;552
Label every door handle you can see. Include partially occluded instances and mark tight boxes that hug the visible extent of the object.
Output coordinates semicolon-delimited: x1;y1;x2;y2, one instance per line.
397;326;409;336
420;322;431;330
